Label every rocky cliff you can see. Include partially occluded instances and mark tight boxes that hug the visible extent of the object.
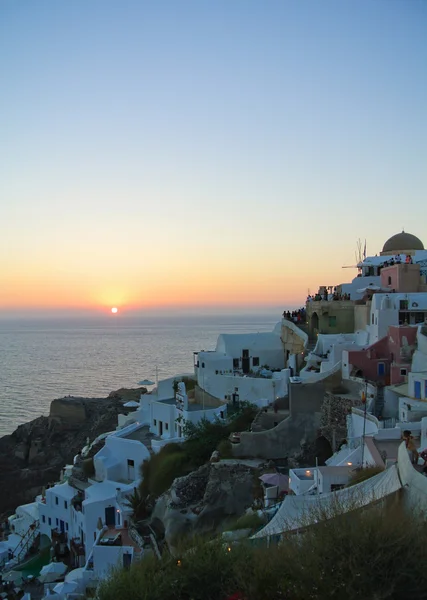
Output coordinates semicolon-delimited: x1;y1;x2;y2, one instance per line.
0;388;146;520
151;461;260;548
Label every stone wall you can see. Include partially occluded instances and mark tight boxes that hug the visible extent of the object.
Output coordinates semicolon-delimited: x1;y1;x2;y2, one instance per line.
306;300;355;335
320;392;364;451
231;381;327;460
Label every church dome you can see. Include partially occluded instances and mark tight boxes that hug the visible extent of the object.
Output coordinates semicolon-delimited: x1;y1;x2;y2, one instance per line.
381;231;424;255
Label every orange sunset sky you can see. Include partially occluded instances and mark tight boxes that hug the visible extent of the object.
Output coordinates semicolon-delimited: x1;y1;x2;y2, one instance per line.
1;2;426;317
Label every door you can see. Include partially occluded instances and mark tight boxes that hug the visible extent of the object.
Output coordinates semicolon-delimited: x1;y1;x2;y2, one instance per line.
242;349;250;374
377;363;385;376
127;459;135;481
60;520;65;533
415;380;421;399
232;393;240;406
159;421;163;436
123;551;132;569
105;506;115;527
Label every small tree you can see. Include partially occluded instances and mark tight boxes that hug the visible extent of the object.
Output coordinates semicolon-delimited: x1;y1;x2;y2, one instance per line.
123;488;151;521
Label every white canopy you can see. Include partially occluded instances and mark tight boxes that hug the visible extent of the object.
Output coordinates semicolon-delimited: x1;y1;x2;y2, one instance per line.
251;465;401;539
38;561;67;583
53;581;78;595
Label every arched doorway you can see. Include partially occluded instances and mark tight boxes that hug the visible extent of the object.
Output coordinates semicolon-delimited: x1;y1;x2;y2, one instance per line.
315;435;333;464
311;312;319;335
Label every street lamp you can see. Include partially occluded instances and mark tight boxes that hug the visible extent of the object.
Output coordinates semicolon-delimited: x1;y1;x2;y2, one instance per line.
360;379;368;467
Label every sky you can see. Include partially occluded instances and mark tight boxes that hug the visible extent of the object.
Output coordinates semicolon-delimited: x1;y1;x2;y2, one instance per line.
1;0;426;317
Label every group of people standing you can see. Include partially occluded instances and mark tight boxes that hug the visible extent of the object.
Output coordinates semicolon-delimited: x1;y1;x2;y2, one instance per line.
282;308;306;324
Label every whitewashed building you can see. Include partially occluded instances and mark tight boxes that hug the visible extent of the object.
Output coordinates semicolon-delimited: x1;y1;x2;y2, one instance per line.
194;325;290;405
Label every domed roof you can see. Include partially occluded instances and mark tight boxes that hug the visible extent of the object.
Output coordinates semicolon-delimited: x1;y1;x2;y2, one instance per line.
382;231;424;253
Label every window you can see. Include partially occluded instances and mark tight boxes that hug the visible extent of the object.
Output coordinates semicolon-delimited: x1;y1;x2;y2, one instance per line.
66;522;69;531
252;357;259;367
127;459;134;467
48;517;51;526
165;423;169;430
220;411;224;419
42;515;46;523
202;362;205;368
400;300;408;310
64;500;68;509
215;370;218;375
56;518;59;527
233;358;239;369
388;276;392;285
153;419;157;426
328;316;337;327
55;496;58;505
400;368;407;376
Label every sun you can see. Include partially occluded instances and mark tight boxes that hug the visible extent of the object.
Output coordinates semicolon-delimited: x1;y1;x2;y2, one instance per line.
111;307;118;314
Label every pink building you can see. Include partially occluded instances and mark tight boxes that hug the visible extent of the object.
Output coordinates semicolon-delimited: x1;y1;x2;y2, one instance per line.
380;263;425;294
346;325;417;385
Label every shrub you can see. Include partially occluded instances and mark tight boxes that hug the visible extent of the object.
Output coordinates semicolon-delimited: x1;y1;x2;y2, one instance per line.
217;439;233;458
97;503;427;600
346;465;384;487
228;512;264;532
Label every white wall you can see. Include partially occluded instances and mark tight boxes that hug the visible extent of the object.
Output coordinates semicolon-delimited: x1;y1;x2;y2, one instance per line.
39;484;75;539
94;436;150;483
92;544;135;578
398;397;427;423
199;371;288;405
408;371;427;400
289;469;315;495
316;470;350;494
383;387;400;419
398;441;427;515
350;411;379;439
151;401;175;438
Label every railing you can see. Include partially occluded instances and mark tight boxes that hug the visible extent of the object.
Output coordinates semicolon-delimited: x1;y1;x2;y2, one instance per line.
11;519;40;564
129;525;145;550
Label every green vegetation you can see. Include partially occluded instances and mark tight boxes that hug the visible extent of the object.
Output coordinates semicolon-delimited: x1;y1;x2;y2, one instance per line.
346;466;384;487
123;488;151;520
81;457;95;478
216;438;233;458
98;502;427;600
172;376;197;394
139;404;257;500
228;512;265;532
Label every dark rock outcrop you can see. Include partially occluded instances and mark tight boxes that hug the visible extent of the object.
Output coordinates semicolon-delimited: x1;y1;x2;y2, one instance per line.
0;388;146;520
152;462;259;548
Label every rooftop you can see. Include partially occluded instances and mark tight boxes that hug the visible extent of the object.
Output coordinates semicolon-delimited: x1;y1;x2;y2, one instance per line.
317;466;353;475
292;468;315;480
98;526;141;552
124;424;154;444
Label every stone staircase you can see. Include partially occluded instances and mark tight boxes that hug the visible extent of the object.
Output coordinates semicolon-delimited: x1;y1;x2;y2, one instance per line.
374;385;385;418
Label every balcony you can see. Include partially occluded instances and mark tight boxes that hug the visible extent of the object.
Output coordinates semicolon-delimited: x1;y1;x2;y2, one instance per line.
51;528;68;544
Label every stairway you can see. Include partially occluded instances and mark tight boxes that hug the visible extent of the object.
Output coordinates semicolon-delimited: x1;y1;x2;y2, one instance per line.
374;386;385;418
12;520;40;564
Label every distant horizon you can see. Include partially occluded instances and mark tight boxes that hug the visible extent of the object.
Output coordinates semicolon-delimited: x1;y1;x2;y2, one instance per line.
0;303;298;321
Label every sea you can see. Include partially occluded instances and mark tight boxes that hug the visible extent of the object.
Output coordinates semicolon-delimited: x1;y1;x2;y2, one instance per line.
0;312;280;438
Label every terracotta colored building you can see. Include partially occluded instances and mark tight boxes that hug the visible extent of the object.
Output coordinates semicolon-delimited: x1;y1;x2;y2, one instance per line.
343;325;417;385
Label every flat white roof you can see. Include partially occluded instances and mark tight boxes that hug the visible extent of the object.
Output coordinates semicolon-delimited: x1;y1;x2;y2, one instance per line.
48;483;76;500
84;480;132;504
